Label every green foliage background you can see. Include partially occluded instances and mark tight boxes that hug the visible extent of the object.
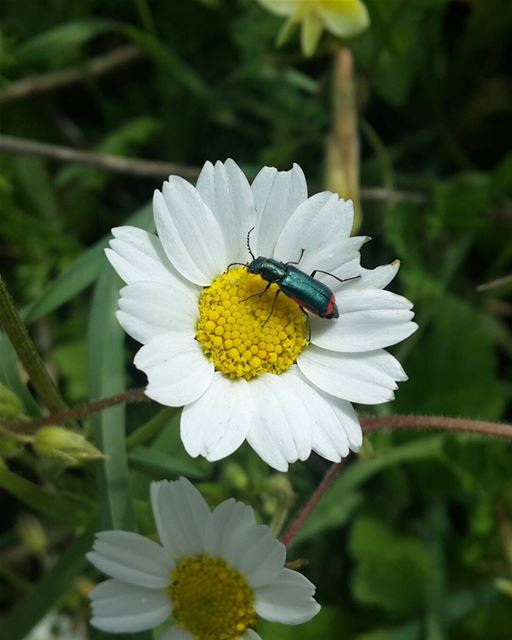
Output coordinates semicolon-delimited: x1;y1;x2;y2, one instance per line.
1;0;511;638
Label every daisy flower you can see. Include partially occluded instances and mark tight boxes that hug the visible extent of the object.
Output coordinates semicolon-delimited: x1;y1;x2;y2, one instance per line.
256;0;370;56
106;159;417;471
87;478;320;638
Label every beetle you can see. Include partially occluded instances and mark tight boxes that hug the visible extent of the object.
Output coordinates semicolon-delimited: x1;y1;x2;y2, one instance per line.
228;228;359;336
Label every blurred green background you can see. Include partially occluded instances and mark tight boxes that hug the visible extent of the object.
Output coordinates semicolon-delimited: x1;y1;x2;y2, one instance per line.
1;0;511;638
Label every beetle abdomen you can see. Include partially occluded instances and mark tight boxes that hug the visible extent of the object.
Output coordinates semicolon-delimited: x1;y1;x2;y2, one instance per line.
280;266;337;319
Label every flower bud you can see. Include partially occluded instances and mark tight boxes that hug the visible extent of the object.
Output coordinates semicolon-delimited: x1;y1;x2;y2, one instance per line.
33;426;103;465
17;514;47;555
0;384;23;421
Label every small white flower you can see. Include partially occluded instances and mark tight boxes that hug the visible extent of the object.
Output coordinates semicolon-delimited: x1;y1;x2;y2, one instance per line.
106;159;417;471
87;478;320;638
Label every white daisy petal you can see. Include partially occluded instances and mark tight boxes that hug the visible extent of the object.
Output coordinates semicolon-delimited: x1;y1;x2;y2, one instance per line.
246;374;310;471
255;568;321;625
204;498;256;558
181;373;252;461
290;369;350;461
153;177;226;285
239;527;286;589
87;531;172;588
327;392;363;451
117;281;199;344
196;159;256;264
252;164;307;258
311;289;417;352
298;345;407;405
106;226;184;287
358;260;400;289
273;192;354;270
134;335;214;407
244;630;263;640
151;478;210;558
90;579;171;633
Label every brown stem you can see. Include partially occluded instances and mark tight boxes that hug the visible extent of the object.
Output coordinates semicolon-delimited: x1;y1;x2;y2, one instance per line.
361;415;512;439
0;134;201;181
281;414;512;546
0;45;144;104
0;134;426;203
6;388;147;433
281;459;348;547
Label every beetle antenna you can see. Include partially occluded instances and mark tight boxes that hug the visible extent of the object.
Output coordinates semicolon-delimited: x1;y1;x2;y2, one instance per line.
246;227;255;260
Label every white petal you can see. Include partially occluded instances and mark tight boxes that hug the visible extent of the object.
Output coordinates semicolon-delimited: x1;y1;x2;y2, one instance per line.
204;498;256;559
90;579;171;632
243;630;263;640
151;478;211;558
87;531;172;588
106;226;185;287
311;289;417;352
358;260;400;289
289;370;350;461
181;373;252;461
134;335;214;407
327;393;363;451
273;192;354;271
246;373;312;471
254;568;320;625
238;527;286;589
222;523;272;573
160;628;194;640
154;177;226;286
298;346;407;404
117;281;199;344
196;159;256;264
251;164;307;258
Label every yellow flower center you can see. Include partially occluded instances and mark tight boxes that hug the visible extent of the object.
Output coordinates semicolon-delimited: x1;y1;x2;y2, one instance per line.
168;554;257;640
196;268;308;380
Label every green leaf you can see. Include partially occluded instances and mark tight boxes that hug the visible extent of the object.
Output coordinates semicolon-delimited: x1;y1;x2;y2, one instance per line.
291;437;444;545
394;297;510;419
350;516;433;614
13;19;114;68
88;267;134;530
0;468;86;526
128;446;208;480
0;521;96;640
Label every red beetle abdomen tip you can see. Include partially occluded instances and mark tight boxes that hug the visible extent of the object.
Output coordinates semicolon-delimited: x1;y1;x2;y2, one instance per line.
325;296;339;319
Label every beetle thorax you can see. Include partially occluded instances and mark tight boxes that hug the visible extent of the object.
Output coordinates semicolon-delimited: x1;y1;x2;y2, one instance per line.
248;257;286;283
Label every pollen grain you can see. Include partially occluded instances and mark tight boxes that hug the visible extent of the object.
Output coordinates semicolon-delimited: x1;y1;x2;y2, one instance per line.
168;554;257;640
196;268;307;380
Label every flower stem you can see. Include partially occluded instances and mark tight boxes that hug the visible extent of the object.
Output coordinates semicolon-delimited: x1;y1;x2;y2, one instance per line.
361;415;512;439
0;273;66;414
281;459;348;547
281;414;512;546
7;388;147;433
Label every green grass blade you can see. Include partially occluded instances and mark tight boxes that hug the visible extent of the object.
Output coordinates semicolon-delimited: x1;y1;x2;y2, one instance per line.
88;267;134;530
128;446;208;479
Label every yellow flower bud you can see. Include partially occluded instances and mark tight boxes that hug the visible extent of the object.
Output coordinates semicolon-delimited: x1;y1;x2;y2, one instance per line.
0;383;23;421
33;426;103;465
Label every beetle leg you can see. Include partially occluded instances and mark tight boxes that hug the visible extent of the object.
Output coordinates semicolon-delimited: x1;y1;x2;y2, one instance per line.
286;248;305;265
240;281;272;302
310;269;361;286
226;261;248;272
261;289;281;326
299;307;312;342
